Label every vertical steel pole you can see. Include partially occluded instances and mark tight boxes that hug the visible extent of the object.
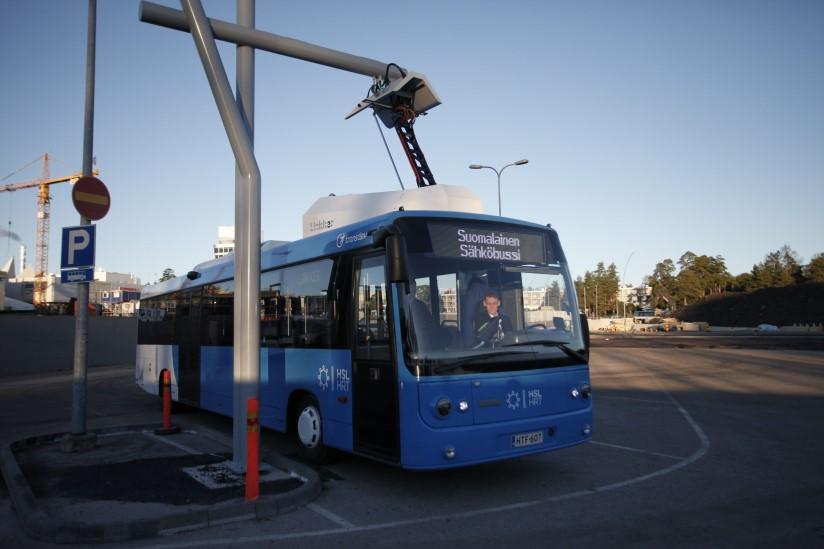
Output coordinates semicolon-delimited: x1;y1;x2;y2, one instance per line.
233;0;256;472
496;170;501;216
71;0;96;437
180;0;260;472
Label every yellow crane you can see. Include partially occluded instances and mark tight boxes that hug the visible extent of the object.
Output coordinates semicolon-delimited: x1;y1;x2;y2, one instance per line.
0;153;98;307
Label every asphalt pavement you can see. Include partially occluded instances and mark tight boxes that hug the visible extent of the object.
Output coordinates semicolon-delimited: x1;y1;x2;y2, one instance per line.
1;417;320;544
1;342;823;548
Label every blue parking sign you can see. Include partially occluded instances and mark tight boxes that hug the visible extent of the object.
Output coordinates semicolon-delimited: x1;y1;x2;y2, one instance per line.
61;225;95;270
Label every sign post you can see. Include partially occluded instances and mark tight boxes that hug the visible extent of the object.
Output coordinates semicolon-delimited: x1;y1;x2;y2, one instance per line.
64;0;103;453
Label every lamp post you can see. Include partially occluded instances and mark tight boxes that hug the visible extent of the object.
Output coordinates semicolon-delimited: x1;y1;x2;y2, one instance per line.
468;159;528;216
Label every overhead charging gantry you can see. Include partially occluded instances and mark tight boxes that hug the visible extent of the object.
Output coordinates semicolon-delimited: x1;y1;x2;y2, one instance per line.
140;0;443;473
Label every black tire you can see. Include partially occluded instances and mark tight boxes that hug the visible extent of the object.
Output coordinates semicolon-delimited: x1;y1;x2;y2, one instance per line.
293;395;327;464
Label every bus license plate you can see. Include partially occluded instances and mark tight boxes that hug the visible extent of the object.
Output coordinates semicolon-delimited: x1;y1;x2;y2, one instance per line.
511;430;544;448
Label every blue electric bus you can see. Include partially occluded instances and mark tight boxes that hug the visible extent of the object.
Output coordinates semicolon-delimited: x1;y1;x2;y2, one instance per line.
136;210;592;469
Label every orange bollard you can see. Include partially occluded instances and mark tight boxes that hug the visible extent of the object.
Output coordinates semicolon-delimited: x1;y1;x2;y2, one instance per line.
162;370;172;429
154;370;180;435
246;397;260;501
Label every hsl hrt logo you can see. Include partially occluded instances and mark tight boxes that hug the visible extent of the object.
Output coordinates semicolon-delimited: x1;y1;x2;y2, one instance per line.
336;233;346;248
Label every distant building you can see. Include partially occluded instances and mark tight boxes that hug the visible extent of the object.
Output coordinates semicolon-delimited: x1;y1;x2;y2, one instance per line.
616;284;653;308
523;289;546;311
5;267;140;313
94;268;140;286
0;266;6;311
213;226;235;259
213;225;266;259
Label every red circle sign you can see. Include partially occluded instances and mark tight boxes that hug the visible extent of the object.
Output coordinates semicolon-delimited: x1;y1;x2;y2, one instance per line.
72;176;110;220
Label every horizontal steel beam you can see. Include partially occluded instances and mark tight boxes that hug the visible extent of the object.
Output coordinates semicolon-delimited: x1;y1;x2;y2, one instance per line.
139;1;405;80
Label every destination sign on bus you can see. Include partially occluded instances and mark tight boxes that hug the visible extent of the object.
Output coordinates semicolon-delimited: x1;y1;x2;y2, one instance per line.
428;224;546;264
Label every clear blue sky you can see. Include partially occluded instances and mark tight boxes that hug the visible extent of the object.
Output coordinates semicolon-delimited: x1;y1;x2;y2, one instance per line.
2;0;823;286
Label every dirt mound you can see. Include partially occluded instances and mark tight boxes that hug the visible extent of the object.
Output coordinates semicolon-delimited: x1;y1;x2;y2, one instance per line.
675;283;824;327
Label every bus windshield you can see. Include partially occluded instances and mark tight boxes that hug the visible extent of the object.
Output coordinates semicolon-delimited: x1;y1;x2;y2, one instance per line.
396;220;585;376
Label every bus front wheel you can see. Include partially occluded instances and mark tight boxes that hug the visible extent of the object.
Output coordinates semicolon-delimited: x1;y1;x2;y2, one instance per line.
294;395;327;464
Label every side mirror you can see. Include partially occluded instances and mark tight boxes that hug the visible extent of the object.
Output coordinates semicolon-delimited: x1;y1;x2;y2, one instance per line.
580;313;591;353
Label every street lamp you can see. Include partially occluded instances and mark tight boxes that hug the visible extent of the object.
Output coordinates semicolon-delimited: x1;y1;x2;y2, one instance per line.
468;158;528;216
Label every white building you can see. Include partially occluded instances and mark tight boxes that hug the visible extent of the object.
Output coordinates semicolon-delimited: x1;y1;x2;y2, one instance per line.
616;284;653;307
213;225;268;259
213;225;235;259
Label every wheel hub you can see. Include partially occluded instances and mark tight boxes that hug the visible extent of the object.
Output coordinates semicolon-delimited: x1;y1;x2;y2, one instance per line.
297;405;320;448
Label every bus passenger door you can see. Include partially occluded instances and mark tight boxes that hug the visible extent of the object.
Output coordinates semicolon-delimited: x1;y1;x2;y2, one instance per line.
352;254;399;461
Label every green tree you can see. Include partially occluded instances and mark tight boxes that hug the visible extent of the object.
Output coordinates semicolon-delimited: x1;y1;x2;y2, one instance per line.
647;252;731;310
751;245;800;288
159;268;176;282
804;253;824;283
648;259;676;310
731;272;756;292
575;262;620;317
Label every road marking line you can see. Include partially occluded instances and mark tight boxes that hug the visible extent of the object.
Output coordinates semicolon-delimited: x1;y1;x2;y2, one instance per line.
143;430;200;455
595;395;671;405
97;431;134;438
307;503;356;529
142;363;712;548
589;440;685;460
209;513;257;528
159;521;210;536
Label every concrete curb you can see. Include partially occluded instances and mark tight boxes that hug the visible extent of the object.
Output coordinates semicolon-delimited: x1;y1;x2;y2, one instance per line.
0;423;322;544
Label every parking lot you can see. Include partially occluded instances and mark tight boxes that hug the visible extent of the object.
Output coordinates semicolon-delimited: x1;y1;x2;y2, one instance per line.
2;341;823;548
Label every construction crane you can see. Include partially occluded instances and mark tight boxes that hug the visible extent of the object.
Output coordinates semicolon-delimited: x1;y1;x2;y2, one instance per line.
0;153;98;307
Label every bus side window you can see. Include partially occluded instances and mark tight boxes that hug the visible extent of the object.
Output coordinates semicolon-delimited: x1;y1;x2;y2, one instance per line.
271;259;335;349
260;270;282;346
203;281;234;346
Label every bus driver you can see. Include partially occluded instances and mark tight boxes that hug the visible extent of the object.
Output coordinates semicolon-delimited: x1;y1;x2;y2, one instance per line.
473;291;512;348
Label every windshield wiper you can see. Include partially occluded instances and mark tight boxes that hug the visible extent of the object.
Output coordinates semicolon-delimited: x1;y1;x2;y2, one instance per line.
431;350;536;375
503;340;588;362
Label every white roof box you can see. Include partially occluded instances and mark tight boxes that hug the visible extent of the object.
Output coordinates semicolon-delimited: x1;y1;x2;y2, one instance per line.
303;184;483;237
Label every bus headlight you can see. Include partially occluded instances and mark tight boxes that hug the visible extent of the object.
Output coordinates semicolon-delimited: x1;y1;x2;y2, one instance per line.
435;397;452;417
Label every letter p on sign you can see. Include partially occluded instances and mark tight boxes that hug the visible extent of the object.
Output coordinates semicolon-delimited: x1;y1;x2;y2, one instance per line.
61;225;96;270
68;230;89;264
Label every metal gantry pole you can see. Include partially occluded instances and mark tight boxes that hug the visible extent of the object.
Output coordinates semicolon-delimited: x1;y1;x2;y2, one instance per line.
180;0;261;472
496;170;502;216
232;0;257;473
142;0;419;471
71;0;96;439
140;2;403;79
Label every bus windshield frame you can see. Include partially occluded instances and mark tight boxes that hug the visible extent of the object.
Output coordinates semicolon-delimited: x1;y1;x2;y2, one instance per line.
394;218;586;377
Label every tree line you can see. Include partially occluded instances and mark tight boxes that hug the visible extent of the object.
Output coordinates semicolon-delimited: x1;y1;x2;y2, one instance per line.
574;262;621;317
575;245;824;315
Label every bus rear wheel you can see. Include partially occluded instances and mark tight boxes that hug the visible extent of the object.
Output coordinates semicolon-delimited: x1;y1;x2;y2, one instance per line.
294;395;327;464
